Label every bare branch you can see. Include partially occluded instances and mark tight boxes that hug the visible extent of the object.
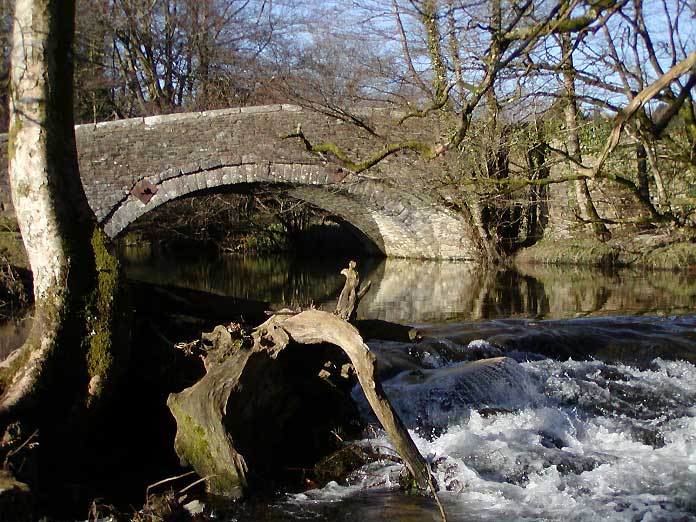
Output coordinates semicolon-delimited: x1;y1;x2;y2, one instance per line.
591;51;696;178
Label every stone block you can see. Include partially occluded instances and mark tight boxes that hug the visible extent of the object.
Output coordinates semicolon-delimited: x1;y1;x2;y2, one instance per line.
299;165;317;183
205;170;222;188
167;176;185;197
276;163;292;181
239;164;252;182
257;164;271;181
179;175;196;194
204;107;242;118
144;112;199;126
195;171;208;191
180;162;199;175
200;158;223;171
167;165;186;181
220;166;235;184
240;104;282;114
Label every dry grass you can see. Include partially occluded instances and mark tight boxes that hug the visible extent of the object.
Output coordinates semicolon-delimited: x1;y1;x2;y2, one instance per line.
516;235;696;271
636;241;696;270
515;238;621;267
0;255;27;317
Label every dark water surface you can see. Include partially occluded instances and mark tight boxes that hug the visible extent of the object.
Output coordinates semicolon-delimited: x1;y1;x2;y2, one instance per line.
119;244;696;323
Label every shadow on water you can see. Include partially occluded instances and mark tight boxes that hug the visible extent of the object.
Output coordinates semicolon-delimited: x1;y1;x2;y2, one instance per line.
0;311;32;360
119;244;383;310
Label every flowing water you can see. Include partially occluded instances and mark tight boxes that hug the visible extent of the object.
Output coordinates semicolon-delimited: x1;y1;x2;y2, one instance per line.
120;247;696;521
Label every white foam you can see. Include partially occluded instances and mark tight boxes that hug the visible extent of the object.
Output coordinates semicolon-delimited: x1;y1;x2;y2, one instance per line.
301;355;696;521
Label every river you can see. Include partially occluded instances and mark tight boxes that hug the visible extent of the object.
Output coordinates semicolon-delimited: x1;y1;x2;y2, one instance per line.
117;245;696;522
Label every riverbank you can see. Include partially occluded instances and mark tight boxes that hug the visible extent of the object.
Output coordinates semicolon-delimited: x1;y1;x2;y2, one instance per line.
514;232;696;270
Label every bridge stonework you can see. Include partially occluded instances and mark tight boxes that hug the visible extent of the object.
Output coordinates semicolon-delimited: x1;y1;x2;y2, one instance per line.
0;104;480;259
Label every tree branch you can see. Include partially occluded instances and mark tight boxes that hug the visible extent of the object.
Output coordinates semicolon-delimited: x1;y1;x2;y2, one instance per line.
591;51;696;179
282;125;435;174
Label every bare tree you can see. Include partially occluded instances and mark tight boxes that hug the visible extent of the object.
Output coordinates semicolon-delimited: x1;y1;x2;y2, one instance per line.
282;0;696;254
282;1;622;258
559;33;611;240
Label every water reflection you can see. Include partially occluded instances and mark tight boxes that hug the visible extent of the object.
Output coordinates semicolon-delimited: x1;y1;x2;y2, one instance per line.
362;262;696;322
0;311;32;360
358;258;491;322
120;244;382;310
515;264;696;318
118;244;696;323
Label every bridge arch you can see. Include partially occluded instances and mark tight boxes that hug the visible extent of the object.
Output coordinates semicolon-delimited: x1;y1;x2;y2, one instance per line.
102;161;476;259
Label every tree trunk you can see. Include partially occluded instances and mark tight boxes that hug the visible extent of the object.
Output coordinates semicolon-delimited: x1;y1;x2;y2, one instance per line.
635;141;649;202
1;0;126;424
561;36;610;241
641;138;668;211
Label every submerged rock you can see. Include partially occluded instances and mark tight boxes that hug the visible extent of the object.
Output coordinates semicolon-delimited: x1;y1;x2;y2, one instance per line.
312;443;381;486
381;357;539;432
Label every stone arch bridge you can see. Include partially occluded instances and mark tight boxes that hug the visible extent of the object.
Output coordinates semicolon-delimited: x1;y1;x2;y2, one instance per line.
0;104;480;259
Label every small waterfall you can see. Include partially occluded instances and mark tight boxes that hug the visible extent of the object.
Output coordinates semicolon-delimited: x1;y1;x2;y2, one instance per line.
376;357;540;433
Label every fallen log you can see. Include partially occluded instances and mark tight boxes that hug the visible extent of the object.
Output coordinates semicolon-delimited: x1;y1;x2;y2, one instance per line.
355;319;423;343
166;310;434;497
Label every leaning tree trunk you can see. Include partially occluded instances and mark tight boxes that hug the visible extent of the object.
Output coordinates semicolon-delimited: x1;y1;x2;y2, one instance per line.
0;0;125;425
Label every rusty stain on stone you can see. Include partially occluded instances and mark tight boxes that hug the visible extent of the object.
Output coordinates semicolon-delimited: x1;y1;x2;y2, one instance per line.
132;179;158;203
330;168;349;183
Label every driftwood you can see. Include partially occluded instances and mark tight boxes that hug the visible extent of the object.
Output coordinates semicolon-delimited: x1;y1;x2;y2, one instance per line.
166;310;434;497
282;310;432;487
165;259;447;521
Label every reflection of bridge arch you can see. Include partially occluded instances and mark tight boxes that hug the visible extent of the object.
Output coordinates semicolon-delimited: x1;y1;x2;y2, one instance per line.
0;104;481;259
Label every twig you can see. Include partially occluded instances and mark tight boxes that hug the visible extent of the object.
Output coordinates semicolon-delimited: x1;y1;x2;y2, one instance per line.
591;51;696;179
281;124;435;174
428;471;448;522
145;470;196;500
3;429;38;468
179;474;215;494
